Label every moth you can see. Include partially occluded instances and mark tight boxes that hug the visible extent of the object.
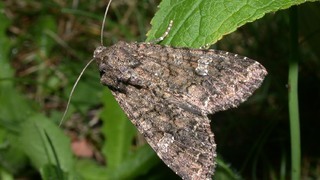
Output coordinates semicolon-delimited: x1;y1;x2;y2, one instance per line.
63;0;267;179
94;39;267;179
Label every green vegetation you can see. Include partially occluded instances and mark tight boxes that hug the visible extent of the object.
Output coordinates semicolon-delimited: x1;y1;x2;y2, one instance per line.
0;0;319;179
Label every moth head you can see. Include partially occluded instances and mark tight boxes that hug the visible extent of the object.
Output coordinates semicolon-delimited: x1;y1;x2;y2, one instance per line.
93;46;107;60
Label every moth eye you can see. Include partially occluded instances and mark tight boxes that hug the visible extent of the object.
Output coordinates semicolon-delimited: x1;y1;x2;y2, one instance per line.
99;69;105;77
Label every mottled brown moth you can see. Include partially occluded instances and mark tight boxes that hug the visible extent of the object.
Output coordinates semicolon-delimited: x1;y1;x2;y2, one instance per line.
62;0;267;179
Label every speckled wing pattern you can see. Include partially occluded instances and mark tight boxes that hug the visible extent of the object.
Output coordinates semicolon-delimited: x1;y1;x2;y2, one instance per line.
94;41;267;180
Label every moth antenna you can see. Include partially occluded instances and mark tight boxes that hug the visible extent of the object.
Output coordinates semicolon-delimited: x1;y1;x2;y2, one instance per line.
101;0;113;46
59;59;95;126
60;1;112;126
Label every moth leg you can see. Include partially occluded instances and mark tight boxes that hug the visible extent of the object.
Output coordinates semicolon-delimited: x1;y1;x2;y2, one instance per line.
150;20;173;44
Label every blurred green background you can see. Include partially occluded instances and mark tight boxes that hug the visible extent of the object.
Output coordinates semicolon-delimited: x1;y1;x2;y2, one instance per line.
0;0;320;179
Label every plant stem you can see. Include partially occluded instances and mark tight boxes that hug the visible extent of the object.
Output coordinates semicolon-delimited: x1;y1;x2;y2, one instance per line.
288;6;301;180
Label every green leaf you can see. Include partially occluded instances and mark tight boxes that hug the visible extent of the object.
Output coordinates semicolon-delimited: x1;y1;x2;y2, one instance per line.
147;0;316;48
75;159;109;180
0;143;28;174
214;156;241;180
76;145;159;180
107;144;160;179
40;164;66;180
100;89;137;169
16;114;73;176
0;168;14;180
